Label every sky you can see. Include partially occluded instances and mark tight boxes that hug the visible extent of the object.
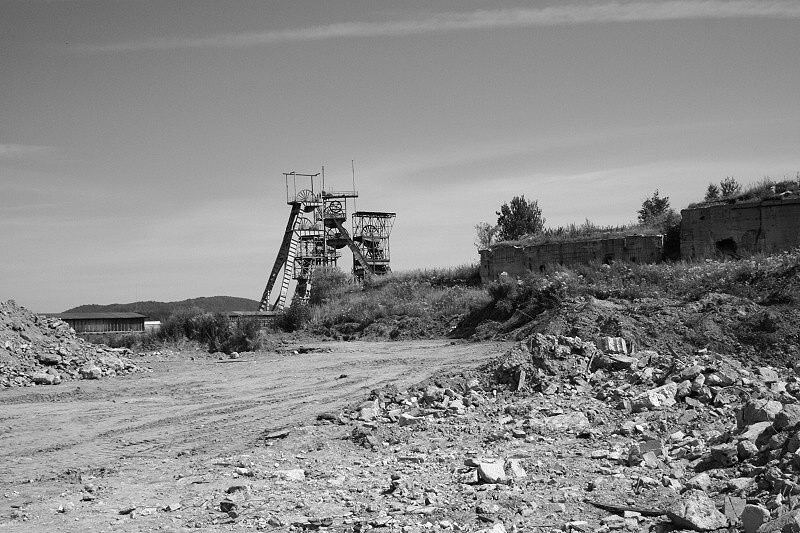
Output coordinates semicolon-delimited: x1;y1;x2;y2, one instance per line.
1;0;799;312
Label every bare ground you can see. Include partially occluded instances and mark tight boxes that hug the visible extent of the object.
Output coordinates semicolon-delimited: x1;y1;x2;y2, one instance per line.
0;340;510;532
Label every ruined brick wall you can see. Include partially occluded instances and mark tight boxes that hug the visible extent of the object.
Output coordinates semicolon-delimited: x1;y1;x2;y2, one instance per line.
680;198;800;260
479;235;664;283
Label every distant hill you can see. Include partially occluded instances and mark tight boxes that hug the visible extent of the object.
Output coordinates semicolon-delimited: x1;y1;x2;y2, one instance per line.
63;296;261;322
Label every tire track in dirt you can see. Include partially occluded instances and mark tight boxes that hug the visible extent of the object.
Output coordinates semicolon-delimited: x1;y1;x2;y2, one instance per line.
0;341;508;484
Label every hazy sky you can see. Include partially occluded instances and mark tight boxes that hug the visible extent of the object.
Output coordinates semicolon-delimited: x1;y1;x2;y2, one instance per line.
2;0;799;312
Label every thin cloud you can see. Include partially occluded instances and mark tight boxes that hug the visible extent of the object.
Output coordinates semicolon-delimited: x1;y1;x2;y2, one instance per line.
0;144;54;159
71;1;800;53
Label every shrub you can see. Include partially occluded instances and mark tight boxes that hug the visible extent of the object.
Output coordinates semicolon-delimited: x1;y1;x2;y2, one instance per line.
156;308;266;354
487;275;516;301
158;306;206;341
222;318;263;353
276;301;311;332
309;267;350;306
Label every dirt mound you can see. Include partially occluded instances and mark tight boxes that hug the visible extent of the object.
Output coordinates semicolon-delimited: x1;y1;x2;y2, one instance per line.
0;300;144;388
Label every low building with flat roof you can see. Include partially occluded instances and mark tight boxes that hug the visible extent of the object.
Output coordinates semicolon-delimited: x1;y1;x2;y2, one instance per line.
57;312;147;334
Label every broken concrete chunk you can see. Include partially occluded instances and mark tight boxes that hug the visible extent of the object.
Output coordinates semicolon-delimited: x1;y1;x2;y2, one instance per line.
739;421;773;443
632;382;677;411
477;462;507;484
666;489;728;531
738;399;783;429
774;404;800;431
756;367;780;384
599;337;627;354
756;508;800;532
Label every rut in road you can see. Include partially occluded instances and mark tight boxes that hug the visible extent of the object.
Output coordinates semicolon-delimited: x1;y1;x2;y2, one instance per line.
0;340;509;483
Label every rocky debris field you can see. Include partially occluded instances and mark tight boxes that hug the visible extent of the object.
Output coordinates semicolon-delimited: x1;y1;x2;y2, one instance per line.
0;300;146;388
177;335;800;532
2;328;800;532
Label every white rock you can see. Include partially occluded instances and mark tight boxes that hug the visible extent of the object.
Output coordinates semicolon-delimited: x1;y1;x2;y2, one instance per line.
477;462;507;484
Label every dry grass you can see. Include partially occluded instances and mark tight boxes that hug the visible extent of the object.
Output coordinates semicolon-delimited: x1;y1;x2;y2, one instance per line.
496;221;662;248
306;265;488;337
487;248;800;307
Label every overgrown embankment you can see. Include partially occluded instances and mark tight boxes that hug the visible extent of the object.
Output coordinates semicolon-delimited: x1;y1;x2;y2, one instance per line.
453;249;800;366
304;265;488;340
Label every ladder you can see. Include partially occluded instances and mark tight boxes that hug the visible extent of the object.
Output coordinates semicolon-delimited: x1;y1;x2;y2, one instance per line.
258;203;302;311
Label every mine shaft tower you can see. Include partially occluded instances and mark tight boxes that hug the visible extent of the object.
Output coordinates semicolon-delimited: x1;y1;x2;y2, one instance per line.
258;170;376;311
351;211;396;279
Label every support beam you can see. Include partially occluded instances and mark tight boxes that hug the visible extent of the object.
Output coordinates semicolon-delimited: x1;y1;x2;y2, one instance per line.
333;219;371;274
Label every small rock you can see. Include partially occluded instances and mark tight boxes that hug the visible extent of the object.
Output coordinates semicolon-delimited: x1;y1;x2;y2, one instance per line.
276;469;305;481
399;413;424;427
686;473;712;491
30;372;56;385
220;500;237;513
742;504;770;533
80;365;102;380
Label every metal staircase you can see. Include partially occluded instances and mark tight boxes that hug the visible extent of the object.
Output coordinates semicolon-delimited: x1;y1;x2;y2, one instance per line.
257;202;301;311
274;235;298;310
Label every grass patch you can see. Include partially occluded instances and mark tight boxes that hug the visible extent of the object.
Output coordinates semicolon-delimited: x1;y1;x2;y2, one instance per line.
306;265;488;339
492;216;677;250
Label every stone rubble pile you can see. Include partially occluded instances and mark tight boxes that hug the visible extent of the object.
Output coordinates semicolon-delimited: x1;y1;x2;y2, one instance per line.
0;299;145;388
321;334;800;532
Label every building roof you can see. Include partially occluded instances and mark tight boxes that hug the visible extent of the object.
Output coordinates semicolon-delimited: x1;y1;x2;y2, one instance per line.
58;312;148;320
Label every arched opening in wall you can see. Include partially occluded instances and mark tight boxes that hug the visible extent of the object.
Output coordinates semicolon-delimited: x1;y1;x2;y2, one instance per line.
539;264;546;273
715;238;738;257
630;257;637;263
603;254;614;264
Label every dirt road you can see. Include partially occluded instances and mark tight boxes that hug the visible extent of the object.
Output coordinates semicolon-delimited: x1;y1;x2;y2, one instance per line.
0;340;508;532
